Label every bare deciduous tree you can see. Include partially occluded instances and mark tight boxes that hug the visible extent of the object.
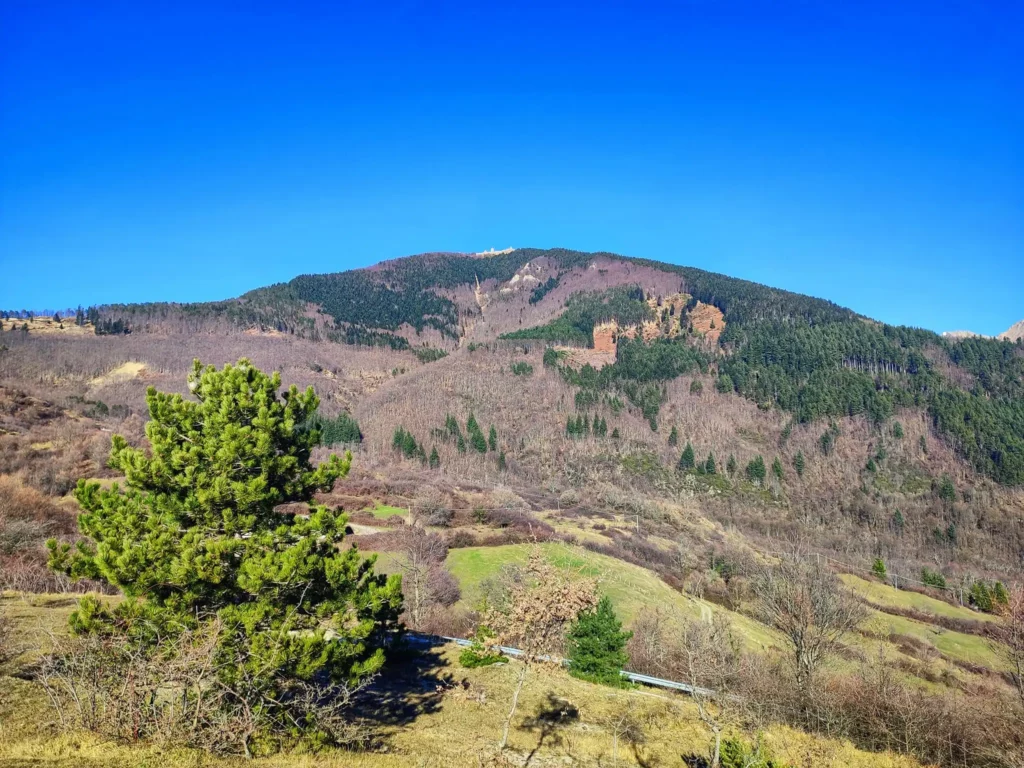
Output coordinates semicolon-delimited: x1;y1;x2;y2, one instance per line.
388;526;456;631
1005;584;1024;717
678;614;743;768
628;608;743;768
482;549;598;750
752;555;866;693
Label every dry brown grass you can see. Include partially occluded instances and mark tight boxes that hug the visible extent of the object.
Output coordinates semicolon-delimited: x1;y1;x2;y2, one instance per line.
0;593;927;768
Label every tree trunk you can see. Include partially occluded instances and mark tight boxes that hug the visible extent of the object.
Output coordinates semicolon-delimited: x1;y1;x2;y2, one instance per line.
500;663;527;750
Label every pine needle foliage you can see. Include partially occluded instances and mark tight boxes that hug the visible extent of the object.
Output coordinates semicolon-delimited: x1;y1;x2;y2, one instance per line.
48;359;403;742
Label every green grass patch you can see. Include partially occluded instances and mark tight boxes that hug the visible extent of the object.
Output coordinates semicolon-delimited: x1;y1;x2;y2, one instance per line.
840;574;999;624
445;543;779;650
860;609;1006;671
371;504;408;519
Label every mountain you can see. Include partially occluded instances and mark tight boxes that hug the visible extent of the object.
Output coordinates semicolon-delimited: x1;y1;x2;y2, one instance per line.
78;247;1024;486
1000;319;1024;342
3;247;1024;767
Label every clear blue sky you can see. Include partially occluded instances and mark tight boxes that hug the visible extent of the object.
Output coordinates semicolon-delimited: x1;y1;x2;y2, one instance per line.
1;1;1021;334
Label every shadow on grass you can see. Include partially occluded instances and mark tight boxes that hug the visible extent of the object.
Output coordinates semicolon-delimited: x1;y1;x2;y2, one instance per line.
358;635;452;728
519;692;580;766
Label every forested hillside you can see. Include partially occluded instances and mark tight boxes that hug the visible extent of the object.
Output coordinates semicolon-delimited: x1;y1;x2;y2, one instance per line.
22;247;1021;486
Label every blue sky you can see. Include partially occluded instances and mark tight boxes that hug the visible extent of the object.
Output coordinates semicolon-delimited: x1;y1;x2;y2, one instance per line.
1;1;1021;334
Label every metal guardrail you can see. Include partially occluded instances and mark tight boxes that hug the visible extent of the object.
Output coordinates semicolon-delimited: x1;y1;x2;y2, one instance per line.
404;631;714;696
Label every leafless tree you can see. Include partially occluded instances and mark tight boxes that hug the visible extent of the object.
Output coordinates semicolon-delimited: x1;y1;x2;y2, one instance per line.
752;554;866;694
1005;584;1024;717
387;526;459;631
678;614;744;768
482;549;598;750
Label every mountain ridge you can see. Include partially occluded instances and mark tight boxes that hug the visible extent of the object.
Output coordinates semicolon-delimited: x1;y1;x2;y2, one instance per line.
5;247;1023;486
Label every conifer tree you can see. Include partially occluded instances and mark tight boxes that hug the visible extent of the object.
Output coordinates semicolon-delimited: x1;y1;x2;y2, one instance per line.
497;451;507;471
566;595;631;687
611;428;620;439
429;446;440;469
794;451;805;477
993;581;1009;606
726;454;737;476
871;558;887;580
48;360;403;743
705;453;716;475
466;413;487;453
678;441;695;470
668;425;678;447
772;456;784;481
488;424;498;452
937;474;956;502
456;433;467;453
745;455;766;485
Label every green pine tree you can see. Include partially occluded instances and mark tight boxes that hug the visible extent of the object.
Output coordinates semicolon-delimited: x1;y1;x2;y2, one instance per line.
456;433;467;453
497;451;507;471
771;456;784;481
937;474;956;502
871;558;887;580
668;426;678;447
794;451;805;477
745;455;766;485
726;454;737;476
678;441;695;470
993;581;1009;606
488;425;498;452
566;595;631;687
611;427;620;439
47;360;403;744
970;581;994;612
705;453;716;475
429;446;440;469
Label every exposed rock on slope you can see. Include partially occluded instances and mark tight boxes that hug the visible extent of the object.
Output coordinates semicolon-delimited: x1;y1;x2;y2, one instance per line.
999;319;1024;342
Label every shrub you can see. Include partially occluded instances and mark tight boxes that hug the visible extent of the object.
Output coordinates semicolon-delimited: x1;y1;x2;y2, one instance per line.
921;568;947;590
458;626;505;668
